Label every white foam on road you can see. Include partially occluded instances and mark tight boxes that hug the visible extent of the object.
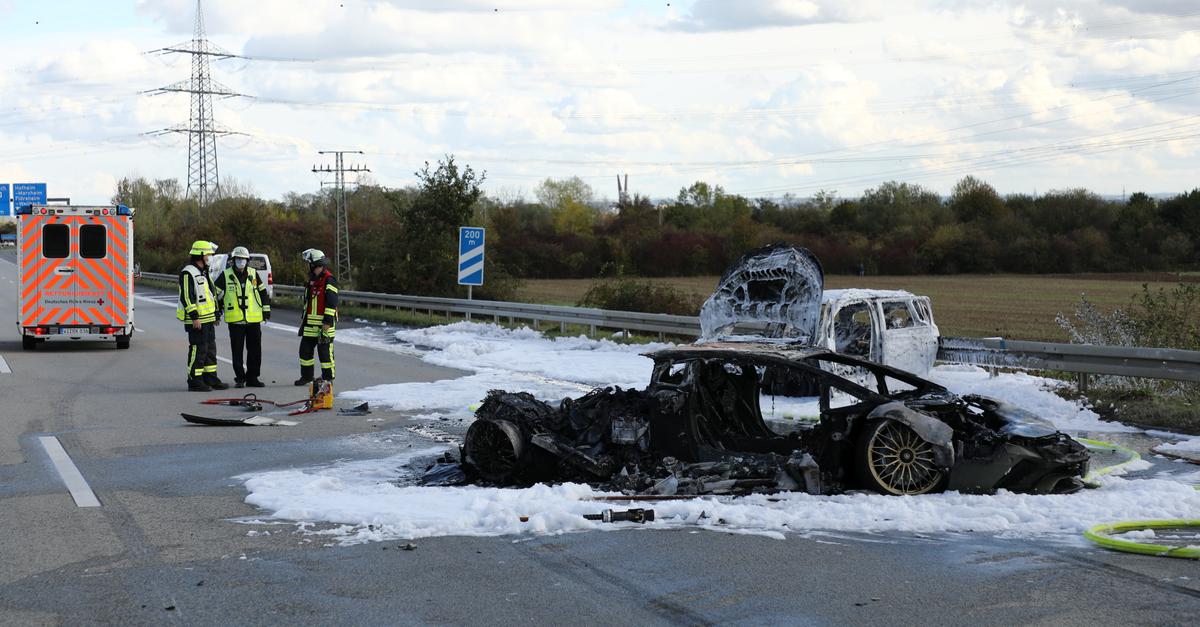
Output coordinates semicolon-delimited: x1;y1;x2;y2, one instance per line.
340;322;670;419
39;436;100;508
241;446;1200;545
243;321;1198;544
1159;436;1200;454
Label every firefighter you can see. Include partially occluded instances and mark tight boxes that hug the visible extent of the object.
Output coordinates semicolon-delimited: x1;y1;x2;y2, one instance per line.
295;248;338;385
214;246;271;388
177;240;228;391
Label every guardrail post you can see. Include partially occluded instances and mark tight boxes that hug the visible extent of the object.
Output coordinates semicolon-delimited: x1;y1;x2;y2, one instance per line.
589;324;596;338
560;321;566;334
1078;372;1089;393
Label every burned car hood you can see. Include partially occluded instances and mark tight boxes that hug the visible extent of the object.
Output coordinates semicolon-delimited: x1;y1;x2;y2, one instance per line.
963;395;1061;438
699;244;824;342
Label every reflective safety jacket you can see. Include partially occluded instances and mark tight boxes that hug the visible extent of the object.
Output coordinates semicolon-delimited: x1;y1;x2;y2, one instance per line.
215;267;271;324
177;264;217;323
303;268;338;327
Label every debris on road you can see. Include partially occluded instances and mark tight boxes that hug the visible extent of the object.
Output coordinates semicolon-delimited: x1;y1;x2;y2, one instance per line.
338;402;372;416
583;508;655;523
181;413;299;427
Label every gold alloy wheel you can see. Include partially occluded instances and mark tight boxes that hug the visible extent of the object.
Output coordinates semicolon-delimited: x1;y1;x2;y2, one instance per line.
866;420;945;495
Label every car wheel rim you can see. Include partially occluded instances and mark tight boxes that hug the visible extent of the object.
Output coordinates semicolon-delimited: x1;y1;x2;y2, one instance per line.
868;421;943;495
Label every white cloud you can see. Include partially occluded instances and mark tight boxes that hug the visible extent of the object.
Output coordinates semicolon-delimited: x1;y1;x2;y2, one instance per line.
4;0;1200;202
666;0;880;32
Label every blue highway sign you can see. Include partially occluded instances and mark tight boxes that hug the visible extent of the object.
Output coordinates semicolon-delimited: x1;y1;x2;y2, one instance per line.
458;226;485;286
0;184;9;217
12;183;46;209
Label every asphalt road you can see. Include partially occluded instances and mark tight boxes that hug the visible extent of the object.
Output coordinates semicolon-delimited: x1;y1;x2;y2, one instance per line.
1;250;1198;626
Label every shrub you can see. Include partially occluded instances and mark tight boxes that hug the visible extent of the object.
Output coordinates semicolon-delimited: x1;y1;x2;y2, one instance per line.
578;278;703;315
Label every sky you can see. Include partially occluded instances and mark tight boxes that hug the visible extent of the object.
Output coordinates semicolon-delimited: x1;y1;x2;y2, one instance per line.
1;0;1199;205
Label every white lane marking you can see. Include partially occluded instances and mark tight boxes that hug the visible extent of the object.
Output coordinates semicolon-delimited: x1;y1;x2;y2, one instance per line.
134;327;145;333
0;256;15;266
133;294;176;308
38;436;101;508
265;321;300;334
0;354;10;374
217;356;233;364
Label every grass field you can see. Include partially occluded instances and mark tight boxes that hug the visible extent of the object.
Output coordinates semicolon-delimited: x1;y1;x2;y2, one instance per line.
517;274;1195;341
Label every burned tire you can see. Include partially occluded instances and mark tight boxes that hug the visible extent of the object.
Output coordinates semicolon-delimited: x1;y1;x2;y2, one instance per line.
463;419;526;484
22;335;36;351
856;419;947;495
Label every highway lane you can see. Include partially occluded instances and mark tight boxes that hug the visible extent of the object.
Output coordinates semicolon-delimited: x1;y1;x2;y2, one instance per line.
1;251;1198;625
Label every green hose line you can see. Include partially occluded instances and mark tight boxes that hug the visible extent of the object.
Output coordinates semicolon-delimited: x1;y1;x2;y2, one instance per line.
1078;438;1143;487
1084;520;1200;559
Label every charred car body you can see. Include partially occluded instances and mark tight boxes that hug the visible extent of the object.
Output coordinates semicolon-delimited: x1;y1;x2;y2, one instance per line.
461;344;1089;496
452;244;1088;497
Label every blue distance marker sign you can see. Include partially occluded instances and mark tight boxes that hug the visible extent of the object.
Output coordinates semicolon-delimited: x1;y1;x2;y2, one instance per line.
458;226;485;286
12;183;47;210
0;184;9;217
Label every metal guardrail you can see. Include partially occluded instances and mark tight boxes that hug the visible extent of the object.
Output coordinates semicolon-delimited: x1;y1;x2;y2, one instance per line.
936;336;1200;384
140;272;1200;384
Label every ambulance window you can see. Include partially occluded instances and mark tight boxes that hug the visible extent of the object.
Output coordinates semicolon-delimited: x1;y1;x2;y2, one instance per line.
80;225;107;259
42;224;69;258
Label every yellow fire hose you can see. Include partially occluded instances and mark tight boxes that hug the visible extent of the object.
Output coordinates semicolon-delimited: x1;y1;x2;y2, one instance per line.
1078;438;1200;559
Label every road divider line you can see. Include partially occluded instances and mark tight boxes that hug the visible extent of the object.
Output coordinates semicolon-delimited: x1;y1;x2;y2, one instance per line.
217;356;232;364
135;327;145;333
0;354;10;374
38;436;101;508
265;322;300;334
133;294;176;308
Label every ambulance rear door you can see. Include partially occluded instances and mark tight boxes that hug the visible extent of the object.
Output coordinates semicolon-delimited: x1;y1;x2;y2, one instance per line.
73;207;131;330
33;210;80;328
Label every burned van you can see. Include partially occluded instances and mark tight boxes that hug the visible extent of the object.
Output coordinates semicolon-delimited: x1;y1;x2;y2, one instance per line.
699;244;939;375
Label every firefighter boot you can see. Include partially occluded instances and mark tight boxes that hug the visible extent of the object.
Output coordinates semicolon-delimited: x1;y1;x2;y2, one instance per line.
294;364;314;386
188;378;212;392
245;378;266;388
204;374;230;391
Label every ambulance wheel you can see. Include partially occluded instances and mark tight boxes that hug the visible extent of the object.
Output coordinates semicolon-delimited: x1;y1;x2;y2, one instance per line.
22;336;37;351
116;336;131;350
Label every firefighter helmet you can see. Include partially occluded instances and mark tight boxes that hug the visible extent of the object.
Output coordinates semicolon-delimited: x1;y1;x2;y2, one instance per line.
231;246;251;259
190;240;218;256
301;248;327;265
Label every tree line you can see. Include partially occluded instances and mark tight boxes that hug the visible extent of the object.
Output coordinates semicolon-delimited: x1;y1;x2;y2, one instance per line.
113;157;1200;299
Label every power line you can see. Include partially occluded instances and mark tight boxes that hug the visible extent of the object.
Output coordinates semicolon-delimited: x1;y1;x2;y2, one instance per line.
312;151;369;286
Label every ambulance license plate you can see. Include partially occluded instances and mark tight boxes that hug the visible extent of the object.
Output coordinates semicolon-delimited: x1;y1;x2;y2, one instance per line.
60;327;87;335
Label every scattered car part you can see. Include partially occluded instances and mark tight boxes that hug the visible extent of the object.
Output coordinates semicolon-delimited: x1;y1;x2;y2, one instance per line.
583;508;655;524
338;402;372;416
181;413;299;427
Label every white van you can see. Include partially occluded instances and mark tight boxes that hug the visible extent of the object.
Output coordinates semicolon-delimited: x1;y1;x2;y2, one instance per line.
208;252;274;300
700;245;940;376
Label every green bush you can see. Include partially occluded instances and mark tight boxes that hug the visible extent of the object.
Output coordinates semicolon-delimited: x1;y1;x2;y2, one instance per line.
578;278;702;315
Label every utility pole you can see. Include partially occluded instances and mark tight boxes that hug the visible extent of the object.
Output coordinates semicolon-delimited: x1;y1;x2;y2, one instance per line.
144;0;247;209
616;173;629;206
312;151;369;286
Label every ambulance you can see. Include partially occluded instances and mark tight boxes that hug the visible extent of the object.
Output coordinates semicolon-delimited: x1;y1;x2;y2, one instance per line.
15;203;136;350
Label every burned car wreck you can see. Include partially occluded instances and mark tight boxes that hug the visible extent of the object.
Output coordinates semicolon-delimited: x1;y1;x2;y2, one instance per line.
454;343;1090;497
436;245;1088;497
